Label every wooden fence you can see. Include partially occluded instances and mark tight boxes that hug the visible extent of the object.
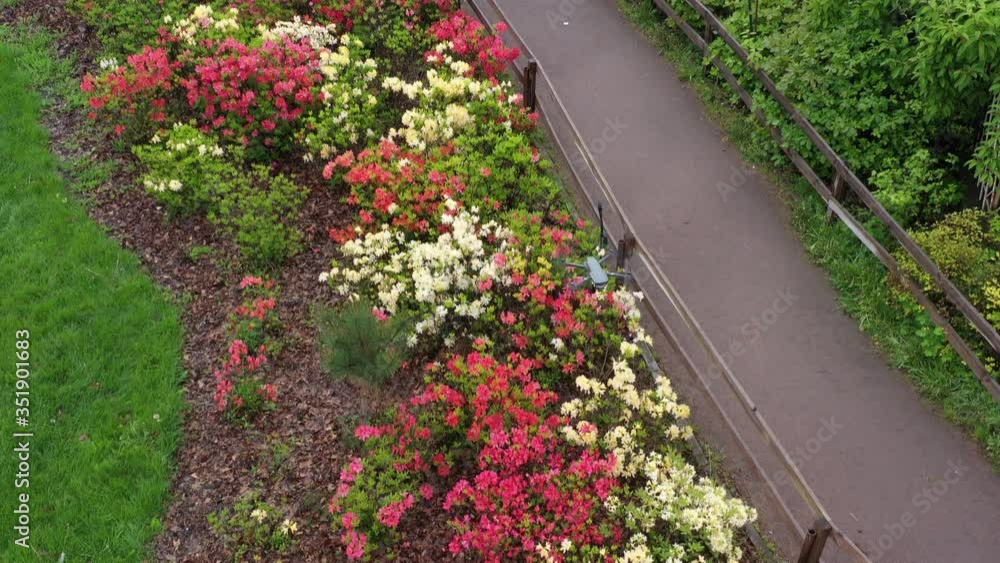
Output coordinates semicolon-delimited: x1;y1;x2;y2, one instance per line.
653;0;1000;404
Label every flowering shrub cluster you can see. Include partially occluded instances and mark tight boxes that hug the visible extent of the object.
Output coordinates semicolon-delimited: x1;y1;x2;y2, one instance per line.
309;3;756;561
382;57;527;151
425;12;519;79
213;277;283;423
329;352;620;561
298;32;384;157
78;0;758;559
180;34;325;153
324;201;516;348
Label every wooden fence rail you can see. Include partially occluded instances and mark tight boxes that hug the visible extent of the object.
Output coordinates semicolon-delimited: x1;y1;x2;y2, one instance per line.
655;0;1000;403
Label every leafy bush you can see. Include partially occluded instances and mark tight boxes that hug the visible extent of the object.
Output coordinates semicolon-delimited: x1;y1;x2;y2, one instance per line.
897;210;999;301
135;124;307;266
317;300;411;385
69;0;192;56
689;0;999;225
209;491;297;561
133;123;231;215
912;0;1000;123
895;209;1000;333
211;166;307;267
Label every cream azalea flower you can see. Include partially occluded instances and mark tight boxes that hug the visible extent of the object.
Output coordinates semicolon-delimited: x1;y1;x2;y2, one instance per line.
172;5;240;45
546;285;753;561
279;519;298;535
323;202;515;346
262;17;339;47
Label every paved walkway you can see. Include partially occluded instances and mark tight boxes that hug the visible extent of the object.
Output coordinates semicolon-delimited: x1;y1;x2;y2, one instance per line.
494;1;1000;561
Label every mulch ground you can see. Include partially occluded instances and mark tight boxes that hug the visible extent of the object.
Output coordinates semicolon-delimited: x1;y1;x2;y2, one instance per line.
1;2;461;561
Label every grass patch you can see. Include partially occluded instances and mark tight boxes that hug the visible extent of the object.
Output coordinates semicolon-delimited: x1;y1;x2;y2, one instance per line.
619;0;1000;467
0;24;187;561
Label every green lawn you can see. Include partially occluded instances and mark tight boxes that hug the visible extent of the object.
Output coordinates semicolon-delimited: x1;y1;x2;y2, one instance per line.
0;30;186;561
619;0;1000;467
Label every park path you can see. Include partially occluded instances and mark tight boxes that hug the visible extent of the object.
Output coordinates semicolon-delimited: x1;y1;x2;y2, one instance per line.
491;1;1000;561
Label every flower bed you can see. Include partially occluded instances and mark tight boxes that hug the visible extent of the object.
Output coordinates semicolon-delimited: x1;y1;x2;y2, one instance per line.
77;1;756;561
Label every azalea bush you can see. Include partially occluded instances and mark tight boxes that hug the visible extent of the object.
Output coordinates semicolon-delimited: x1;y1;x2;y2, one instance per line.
562;349;755;561
209;491;298;561
135;123;307;266
83;5;328;153
425;11;520;79
382;60;527;151
323;202;517;349
229;276;284;351
298;32;386;158
214;277;283;423
329;352;621;561
133;123;229;214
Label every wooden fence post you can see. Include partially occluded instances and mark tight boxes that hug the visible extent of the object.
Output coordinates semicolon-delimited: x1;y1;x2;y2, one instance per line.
617;233;636;271
523;60;538;113
827;172;846;223
796;518;832;563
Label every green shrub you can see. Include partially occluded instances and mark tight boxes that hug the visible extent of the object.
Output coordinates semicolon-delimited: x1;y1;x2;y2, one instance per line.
317;300;411;385
69;0;194;56
895;209;1000;329
912;0;1000;122
135;124;307;267
134;124;234;215
208;491;297;562
440;128;563;213
684;0;999;225
210;166;307;268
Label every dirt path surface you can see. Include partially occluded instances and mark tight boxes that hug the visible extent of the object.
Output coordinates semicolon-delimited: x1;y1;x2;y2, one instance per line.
492;1;1000;561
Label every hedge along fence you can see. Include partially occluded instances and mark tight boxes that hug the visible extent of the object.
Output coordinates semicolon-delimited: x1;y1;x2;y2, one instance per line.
460;1;874;562
648;0;1000;404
